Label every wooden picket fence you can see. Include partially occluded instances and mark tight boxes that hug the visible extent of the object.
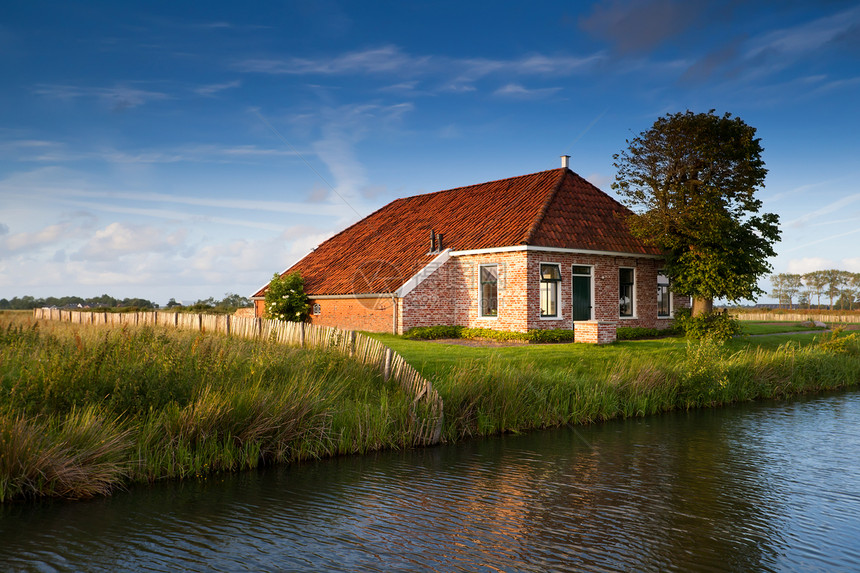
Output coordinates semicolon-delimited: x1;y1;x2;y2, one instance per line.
733;312;859;323
33;308;444;446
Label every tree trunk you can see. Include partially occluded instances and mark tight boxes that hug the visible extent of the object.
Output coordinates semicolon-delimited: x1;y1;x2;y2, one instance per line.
692;297;713;317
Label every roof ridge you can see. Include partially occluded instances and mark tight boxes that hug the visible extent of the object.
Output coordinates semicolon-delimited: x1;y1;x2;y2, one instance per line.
398;167;562;202
522;168;569;245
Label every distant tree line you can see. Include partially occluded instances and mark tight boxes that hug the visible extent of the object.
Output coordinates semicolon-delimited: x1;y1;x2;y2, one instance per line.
1;292;253;313
770;270;860;310
169;293;253;314
0;294;158;310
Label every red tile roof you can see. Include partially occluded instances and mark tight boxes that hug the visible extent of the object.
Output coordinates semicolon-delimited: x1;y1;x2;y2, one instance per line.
253;168;661;297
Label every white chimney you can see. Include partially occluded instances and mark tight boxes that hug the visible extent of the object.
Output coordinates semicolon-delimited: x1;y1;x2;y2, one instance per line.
561;155;570;169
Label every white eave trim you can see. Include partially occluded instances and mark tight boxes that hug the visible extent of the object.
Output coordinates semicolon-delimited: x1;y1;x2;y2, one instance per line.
449;245;664;260
395;248;451;298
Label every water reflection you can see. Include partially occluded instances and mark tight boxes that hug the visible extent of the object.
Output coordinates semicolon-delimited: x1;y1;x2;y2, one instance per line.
1;392;858;572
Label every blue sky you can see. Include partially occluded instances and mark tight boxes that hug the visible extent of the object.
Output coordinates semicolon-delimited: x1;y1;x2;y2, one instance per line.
1;0;859;305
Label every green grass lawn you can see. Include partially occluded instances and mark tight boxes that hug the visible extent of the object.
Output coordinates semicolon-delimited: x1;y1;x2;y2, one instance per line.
369;331;826;382
739;321;828;336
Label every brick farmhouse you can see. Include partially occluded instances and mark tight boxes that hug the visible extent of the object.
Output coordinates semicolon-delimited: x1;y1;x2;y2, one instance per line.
252;158;689;343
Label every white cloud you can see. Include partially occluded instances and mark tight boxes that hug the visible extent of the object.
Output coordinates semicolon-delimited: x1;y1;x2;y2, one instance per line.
0;222;72;255
787;257;835;274
71;222;188;262
493;83;562;99
843;258;860;272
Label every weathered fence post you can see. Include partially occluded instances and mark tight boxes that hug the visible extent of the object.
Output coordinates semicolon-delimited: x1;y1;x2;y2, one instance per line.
299;322;305;348
383;347;393;382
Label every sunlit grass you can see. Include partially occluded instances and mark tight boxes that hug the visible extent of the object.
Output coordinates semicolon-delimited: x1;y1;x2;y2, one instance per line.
2;310;859;502
0;312;414;501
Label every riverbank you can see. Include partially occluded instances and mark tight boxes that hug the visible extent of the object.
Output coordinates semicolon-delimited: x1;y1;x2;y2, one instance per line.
0;313;417;501
371;326;860;442
2;312;859;501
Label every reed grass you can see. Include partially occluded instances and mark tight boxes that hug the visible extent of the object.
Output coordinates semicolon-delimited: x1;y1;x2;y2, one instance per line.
2;311;859;501
0;313;414;500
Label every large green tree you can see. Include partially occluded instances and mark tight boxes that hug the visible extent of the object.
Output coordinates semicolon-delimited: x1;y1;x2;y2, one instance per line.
612;110;780;315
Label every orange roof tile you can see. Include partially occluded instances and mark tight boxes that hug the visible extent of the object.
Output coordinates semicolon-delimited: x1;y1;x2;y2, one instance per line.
253;168;661;297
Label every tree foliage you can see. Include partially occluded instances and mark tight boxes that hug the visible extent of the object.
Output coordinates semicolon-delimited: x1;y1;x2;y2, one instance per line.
612;110;780;313
264;272;310;322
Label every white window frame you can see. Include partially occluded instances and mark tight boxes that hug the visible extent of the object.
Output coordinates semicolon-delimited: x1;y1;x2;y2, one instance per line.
571;264;594;322
539;262;562;320
619;267;637;319
657;270;672;319
479;263;499;319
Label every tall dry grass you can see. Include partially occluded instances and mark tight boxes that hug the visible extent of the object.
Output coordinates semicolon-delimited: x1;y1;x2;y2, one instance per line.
0;313;414;500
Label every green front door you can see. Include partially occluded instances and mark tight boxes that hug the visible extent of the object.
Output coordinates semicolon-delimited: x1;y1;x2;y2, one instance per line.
572;267;591;322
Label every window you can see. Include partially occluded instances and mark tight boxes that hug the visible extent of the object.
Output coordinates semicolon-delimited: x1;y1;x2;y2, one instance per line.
312;303;321;316
480;264;498;317
620;268;634;317
540;263;561;317
657;272;670;317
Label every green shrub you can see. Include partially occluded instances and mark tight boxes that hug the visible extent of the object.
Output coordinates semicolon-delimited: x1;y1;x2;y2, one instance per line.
404;326;576;344
528;329;576;343
264;272;310;322
616;326;682;340
403;325;464;340
676;309;741;343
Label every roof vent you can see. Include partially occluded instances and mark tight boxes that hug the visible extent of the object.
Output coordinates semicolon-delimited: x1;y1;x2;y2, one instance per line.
561;155;570;169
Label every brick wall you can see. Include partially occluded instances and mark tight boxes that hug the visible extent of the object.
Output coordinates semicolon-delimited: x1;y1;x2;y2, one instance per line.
401;251;530;333
400;249;688;336
307;297;396;333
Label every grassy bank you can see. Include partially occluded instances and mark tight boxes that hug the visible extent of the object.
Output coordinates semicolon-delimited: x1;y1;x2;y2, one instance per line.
371;327;860;442
3;312;859;501
0;312;415;501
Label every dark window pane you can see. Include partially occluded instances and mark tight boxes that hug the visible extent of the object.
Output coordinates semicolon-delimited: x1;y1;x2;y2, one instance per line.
481;265;498;317
572;266;591;275
540;264;561;281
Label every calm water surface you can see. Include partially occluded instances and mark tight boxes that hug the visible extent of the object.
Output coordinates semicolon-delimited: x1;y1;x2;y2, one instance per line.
1;391;859;572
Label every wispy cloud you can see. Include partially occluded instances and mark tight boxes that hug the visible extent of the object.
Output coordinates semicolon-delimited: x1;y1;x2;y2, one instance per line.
784;193;860;228
33;84;171;111
195;79;242;96
235;46;425;75
233;45;604;87
1;139;301;164
493;83;562;99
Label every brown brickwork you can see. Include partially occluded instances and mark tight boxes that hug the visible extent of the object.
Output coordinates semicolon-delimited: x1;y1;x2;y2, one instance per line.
307;297;396;333
399;249;689;338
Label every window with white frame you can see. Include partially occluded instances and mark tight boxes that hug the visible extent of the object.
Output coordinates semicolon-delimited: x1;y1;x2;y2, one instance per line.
540;263;561;317
657;271;671;317
619;268;635;317
480;264;498;317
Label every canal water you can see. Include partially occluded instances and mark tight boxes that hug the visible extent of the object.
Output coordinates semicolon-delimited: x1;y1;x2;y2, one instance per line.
2;391;859;572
